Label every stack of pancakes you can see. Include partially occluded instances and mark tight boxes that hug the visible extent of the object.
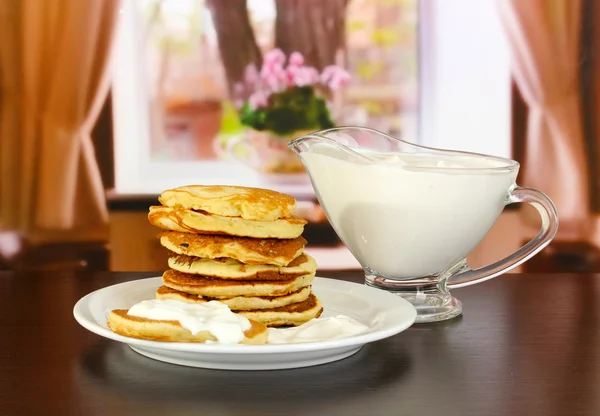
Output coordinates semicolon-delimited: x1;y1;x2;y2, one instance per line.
148;185;323;327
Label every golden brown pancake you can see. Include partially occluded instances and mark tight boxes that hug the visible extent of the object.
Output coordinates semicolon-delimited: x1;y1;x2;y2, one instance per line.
158;185;297;221
159;231;306;266
156;285;312;310
238;293;323;327
148;206;306;239
162;269;315;297
107;310;268;344
168;253;317;281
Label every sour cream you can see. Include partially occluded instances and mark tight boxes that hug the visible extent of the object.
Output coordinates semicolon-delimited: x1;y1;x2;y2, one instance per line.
127;299;251;344
268;315;369;344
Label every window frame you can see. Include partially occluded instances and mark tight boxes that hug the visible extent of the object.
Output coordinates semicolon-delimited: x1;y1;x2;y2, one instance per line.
110;0;514;197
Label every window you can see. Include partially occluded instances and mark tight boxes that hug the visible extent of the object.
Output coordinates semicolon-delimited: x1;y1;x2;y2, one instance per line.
112;0;510;196
418;0;512;158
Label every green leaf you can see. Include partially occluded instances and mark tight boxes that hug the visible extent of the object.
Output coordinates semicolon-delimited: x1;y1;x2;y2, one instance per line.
239;87;335;136
219;100;243;135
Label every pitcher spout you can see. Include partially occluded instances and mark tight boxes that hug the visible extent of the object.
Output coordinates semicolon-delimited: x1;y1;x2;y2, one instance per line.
288;130;375;163
287;133;323;156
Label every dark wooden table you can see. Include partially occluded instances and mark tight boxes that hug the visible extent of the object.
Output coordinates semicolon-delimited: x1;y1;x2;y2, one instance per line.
1;271;599;416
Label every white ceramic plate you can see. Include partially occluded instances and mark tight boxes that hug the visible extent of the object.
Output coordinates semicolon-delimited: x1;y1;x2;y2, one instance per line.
73;277;416;370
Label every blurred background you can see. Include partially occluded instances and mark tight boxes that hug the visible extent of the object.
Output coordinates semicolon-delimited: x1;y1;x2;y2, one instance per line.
0;0;597;274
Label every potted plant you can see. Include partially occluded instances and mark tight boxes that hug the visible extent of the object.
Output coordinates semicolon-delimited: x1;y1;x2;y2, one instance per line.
231;49;350;175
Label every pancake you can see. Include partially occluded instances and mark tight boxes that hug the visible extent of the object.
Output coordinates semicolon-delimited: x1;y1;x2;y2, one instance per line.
162;269;315;297
156;285;312;310
238;293;323;327
168;253;317;281
107;310;268;344
158;185;297;221
148;206;306;239
159;231;306;266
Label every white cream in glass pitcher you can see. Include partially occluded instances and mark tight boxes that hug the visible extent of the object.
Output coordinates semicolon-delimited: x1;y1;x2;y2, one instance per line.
289;127;558;323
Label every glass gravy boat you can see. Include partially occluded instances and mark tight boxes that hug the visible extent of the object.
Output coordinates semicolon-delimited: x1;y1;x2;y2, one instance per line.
289;127;558;323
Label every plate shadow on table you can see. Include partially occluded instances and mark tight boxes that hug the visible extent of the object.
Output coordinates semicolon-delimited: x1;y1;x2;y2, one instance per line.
75;337;413;409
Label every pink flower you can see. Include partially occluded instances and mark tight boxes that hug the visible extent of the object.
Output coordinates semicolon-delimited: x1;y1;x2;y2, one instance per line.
329;72;351;90
263;48;286;68
288;52;304;67
320;65;351;90
261;61;287;92
248;90;269;109
285;65;297;86
288;66;320;87
320;66;337;83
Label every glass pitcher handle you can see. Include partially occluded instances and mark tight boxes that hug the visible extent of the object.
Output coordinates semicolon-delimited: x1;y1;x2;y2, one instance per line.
448;187;559;289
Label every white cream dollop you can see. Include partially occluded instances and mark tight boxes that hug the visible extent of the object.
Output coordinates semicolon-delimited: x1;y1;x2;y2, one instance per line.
127;299;251;344
268;315;369;344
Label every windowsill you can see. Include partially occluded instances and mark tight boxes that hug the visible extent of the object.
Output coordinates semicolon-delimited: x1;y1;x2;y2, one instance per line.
105;188;319;213
112;159;318;202
106;188;341;246
106;189;526;272
106;189;160;211
106;188;520;212
305;245;362;270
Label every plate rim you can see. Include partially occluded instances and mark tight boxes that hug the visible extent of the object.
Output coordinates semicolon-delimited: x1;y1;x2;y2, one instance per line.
73;276;416;354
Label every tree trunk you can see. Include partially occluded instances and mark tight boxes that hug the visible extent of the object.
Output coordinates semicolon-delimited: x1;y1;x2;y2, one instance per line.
275;0;349;71
206;0;263;97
